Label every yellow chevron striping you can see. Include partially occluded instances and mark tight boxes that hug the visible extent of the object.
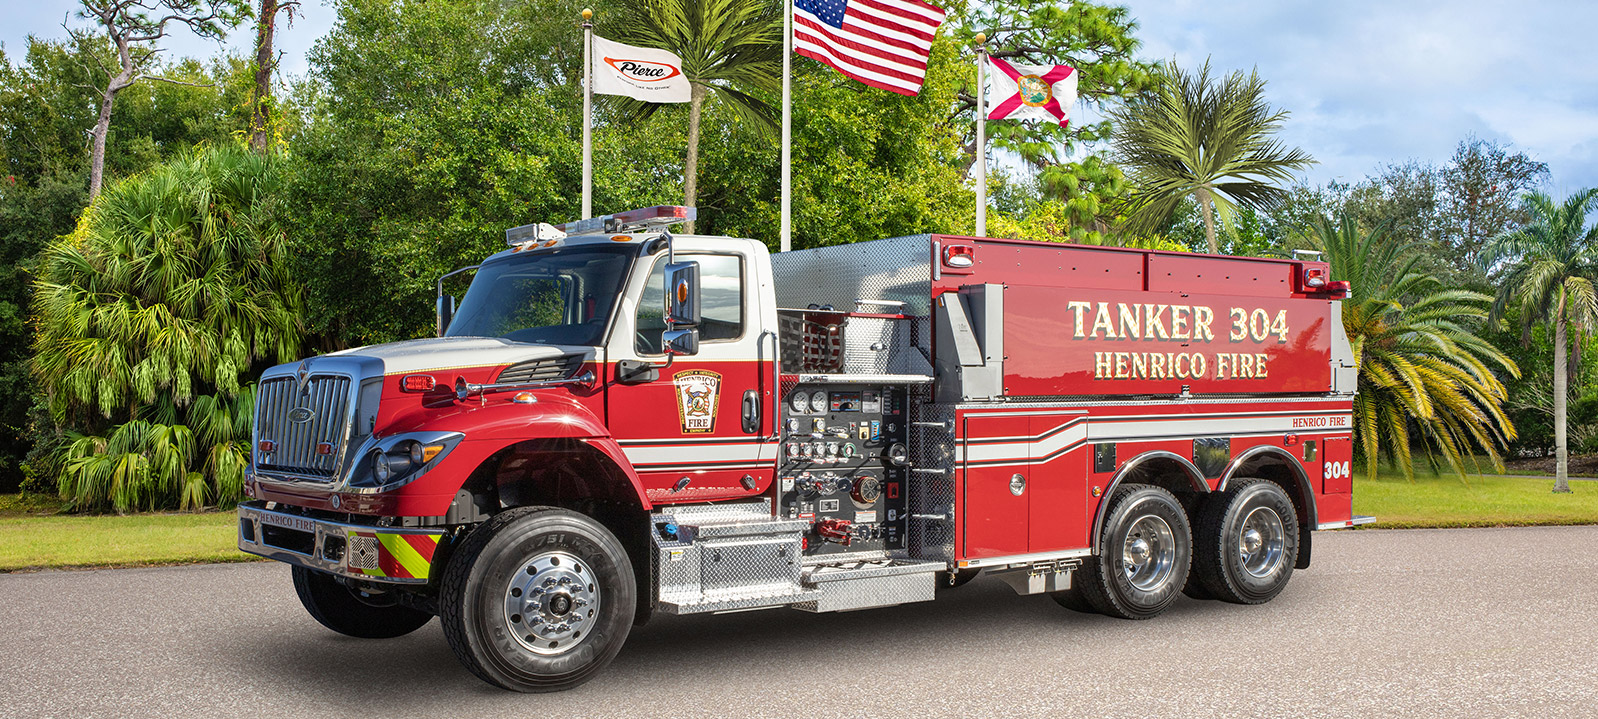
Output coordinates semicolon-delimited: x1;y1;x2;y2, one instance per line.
377;533;432;579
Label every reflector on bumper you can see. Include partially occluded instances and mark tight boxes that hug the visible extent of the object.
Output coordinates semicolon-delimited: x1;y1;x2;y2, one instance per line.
237;500;443;584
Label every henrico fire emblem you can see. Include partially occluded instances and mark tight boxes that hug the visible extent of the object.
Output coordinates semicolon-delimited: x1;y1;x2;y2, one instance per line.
673;370;721;434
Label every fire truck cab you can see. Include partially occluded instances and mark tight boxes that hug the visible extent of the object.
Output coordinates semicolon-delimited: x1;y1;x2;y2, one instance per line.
238;206;1369;692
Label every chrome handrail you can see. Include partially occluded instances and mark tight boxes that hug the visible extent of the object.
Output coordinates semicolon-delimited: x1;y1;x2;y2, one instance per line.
454;371;597;400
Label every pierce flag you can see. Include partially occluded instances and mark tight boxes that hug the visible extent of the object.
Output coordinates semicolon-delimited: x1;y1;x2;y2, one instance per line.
591;35;692;103
986;58;1077;127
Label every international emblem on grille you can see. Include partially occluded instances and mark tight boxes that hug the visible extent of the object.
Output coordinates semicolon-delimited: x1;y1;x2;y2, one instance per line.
287;407;316;424
348;535;380;570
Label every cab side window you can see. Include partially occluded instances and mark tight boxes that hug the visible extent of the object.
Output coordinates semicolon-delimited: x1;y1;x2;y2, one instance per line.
635;254;744;354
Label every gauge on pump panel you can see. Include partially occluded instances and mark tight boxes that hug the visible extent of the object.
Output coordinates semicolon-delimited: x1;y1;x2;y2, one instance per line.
790;391;810;414
809;390;828;414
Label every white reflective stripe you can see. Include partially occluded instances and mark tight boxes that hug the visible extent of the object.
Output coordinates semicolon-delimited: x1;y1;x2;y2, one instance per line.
963;423;1087;463
1087;414;1350;441
622;442;772;465
955;413;1351;464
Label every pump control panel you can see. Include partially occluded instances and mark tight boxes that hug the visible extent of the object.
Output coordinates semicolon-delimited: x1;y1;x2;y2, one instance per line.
777;384;909;557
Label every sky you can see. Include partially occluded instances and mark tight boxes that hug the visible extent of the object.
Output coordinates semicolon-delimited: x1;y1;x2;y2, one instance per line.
5;0;1598;194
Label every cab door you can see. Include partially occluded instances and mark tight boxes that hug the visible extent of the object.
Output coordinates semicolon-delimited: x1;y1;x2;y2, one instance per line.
606;239;779;504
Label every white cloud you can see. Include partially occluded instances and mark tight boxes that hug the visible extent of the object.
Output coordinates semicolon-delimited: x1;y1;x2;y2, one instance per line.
1118;0;1598;190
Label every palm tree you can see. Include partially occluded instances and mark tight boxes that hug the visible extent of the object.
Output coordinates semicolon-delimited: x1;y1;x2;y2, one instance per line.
1111;60;1314;254
33;144;303;511
1314;213;1519;481
1480;189;1598;493
608;0;782;233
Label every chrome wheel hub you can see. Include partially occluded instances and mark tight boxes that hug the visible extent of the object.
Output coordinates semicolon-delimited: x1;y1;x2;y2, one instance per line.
1238;506;1285;579
503;551;600;656
1121;514;1176;592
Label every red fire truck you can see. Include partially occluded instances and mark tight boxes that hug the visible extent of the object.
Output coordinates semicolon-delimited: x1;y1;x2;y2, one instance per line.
238;205;1370;691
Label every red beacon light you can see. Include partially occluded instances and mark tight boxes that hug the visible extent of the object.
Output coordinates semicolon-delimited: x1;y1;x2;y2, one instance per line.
401;374;437;392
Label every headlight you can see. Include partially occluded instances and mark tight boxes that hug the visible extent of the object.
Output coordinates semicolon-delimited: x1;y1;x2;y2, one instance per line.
372;451;395;482
349;433;463;489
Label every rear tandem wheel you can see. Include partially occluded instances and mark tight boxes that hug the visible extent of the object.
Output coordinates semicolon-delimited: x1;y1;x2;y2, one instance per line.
1052;483;1192;620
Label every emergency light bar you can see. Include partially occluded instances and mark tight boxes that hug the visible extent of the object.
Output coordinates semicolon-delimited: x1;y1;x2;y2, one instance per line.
504;222;565;246
555;206;697;236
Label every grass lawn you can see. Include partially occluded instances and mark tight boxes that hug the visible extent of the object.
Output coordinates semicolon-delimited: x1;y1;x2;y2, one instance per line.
1354;472;1598;529
0;506;249;572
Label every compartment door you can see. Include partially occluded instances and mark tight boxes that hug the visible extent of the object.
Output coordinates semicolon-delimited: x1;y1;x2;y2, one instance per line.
1026;413;1089;552
962;414;1030;558
1317;435;1354;525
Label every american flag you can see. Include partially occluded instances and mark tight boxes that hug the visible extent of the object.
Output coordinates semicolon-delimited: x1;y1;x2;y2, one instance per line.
793;0;947;97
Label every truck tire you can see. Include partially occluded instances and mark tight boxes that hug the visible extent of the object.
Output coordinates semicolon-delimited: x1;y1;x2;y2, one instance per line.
1191;479;1298;604
1072;483;1192;620
438;506;636;692
291;566;433;639
1181;573;1215;600
1049;583;1096;613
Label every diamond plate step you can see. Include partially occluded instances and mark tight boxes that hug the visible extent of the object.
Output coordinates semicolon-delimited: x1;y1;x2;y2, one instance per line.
793;558;941;613
657;586;822;615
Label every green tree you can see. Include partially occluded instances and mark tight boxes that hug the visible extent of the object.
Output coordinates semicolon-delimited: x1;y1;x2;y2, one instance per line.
69;0;250;198
1480;189;1598;493
31;144;302;511
607;0;781;233
1441;137;1549;275
1315;213;1518;481
957;0;1154;242
1111;60;1314;254
2;38;256;492
692;34;971;247
289;0;684;346
249;0;300;151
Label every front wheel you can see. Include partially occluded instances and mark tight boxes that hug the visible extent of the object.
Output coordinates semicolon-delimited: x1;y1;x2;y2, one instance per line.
1072;483;1192;620
292;566;433;639
439;506;636;692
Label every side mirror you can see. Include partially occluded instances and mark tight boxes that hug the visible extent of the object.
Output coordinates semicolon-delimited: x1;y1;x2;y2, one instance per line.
663;261;701;326
436;295;456;336
663;328;700;356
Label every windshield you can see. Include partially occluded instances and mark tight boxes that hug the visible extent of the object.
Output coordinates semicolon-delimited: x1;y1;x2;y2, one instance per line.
446;245;635;345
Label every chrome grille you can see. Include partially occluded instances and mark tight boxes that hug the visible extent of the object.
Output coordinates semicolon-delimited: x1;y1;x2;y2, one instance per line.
496;355;582;384
255;374;354;479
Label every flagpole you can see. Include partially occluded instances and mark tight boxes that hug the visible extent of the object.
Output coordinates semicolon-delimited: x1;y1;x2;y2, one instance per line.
581;8;594;220
780;0;793;253
974;33;987;238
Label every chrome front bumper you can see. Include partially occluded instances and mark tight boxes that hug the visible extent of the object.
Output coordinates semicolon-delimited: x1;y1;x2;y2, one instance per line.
237;501;446;585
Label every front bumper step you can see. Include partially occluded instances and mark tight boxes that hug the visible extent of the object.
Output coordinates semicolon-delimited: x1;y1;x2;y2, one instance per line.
238;501;444;584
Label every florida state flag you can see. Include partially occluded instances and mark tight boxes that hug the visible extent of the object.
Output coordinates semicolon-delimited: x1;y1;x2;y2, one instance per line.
986;58;1077;127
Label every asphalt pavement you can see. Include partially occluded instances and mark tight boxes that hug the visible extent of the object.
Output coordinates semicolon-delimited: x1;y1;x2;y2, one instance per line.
3;526;1596;719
